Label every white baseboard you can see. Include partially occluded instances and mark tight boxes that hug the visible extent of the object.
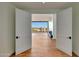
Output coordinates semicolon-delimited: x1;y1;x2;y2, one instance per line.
73;51;79;56
0;52;14;57
56;47;72;56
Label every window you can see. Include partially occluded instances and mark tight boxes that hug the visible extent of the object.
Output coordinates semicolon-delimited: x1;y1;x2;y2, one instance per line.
32;21;48;32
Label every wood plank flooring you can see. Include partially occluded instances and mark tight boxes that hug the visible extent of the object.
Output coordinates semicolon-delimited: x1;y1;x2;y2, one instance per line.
16;32;70;57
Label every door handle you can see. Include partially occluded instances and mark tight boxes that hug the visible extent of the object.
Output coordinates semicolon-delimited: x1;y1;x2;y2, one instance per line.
69;36;71;39
16;36;20;39
67;36;71;40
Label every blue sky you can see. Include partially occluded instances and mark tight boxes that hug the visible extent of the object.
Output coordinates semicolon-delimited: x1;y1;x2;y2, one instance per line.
32;21;48;28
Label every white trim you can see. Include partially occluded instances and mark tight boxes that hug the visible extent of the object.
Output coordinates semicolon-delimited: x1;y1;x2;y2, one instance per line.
73;51;79;56
0;52;13;57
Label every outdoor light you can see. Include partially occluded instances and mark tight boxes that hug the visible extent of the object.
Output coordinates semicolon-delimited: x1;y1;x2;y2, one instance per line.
42;2;46;4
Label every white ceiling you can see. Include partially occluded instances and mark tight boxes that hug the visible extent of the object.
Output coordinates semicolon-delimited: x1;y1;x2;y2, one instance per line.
13;2;72;10
12;2;72;13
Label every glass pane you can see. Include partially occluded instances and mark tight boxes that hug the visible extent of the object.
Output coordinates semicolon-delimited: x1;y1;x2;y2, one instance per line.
32;21;48;32
32;21;48;28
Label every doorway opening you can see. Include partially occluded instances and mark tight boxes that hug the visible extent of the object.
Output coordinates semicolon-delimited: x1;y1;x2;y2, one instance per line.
15;7;72;57
31;14;69;57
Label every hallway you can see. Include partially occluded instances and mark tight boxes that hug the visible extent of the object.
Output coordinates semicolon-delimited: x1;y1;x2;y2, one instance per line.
17;33;69;57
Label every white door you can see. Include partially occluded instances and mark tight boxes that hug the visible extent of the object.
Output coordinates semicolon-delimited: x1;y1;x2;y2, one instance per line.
15;8;32;55
56;7;72;56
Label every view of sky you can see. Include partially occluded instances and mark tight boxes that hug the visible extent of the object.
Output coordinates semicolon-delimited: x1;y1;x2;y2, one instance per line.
32;21;48;28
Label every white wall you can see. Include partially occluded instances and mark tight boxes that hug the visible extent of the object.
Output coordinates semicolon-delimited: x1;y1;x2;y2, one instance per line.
0;3;15;56
53;14;57;39
32;14;51;21
72;3;79;56
48;14;56;39
48;19;53;33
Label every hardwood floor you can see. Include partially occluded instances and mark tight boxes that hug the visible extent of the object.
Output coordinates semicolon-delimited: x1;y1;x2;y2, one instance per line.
16;32;70;57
